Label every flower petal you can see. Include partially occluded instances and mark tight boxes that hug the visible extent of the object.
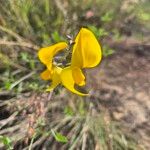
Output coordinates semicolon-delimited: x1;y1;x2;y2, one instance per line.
38;42;68;71
40;69;52;80
61;67;88;96
72;67;85;86
46;66;62;91
71;28;102;68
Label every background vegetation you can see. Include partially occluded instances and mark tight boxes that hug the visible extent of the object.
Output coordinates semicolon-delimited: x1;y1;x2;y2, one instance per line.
0;0;149;149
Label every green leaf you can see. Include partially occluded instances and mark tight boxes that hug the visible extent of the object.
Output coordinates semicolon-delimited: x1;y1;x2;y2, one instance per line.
102;46;115;57
20;52;30;62
98;28;108;37
88;25;108;38
0;136;13;150
51;31;64;43
3;137;11;146
101;12;113;22
64;106;74;116
51;129;68;143
139;12;150;21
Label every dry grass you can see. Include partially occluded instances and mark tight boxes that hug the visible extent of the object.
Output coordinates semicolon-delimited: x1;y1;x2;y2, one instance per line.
0;0;149;149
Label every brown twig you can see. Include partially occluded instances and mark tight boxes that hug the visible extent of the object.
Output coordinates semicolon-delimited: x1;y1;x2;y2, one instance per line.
0;40;39;50
0;124;22;134
0;25;23;42
0;112;18;129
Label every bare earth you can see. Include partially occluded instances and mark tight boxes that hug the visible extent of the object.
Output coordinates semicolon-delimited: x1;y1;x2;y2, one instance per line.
88;38;150;149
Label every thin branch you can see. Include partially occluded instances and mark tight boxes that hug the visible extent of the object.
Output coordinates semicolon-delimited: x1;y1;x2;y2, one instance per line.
47;91;53;101
0;25;23;42
0;112;18;129
28;133;36;150
0;124;21;134
81;127;88;150
10;71;36;90
0;40;39;50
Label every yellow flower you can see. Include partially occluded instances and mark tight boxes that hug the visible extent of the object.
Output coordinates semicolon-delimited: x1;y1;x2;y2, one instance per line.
38;42;67;91
40;66;62;91
38;28;102;96
38;42;67;72
61;28;102;95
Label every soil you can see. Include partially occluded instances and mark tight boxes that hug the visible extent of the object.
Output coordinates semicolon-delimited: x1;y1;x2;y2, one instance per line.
88;37;150;149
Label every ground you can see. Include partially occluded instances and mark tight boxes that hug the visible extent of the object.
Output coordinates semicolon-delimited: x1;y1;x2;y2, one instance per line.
88;37;150;149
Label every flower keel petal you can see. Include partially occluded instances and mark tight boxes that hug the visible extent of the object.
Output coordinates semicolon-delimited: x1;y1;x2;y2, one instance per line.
72;67;85;86
40;69;52;80
61;67;88;96
46;66;62;91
